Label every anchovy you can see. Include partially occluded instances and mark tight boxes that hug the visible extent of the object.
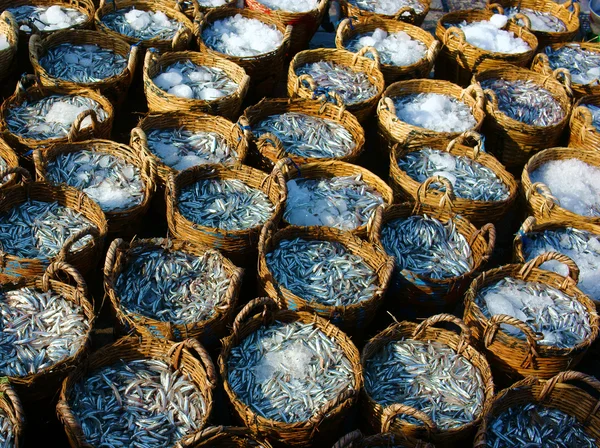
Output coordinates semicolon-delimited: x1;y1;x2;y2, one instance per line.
544;44;600;86
227;320;355;423
100;7;181;41
0;406;15;447
505;7;567;33
6;5;87;33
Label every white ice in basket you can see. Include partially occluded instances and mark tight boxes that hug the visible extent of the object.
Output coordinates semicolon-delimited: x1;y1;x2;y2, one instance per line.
453;14;531;54
0;34;9;51
346;28;427;67
256;0;318;13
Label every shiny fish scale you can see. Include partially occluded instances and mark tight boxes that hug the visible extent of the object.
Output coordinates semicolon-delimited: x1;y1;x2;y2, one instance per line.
505;7;566;33
347;0;424;15
253;112;355;159
486;403;596;448
228;321;354;423
480;78;564;127
46;150;144;213
584;103;600;131
476;277;592;348
179;179;274;231
115;246;230;324
0;408;14;448
296;62;378;106
398;148;510;202
521;227;600;303
266;237;379;306
365;340;485;430
545;44;600;85
39;43;128;83
6;95;107;141
146;128;237;171
0;287;89;377
284;176;384;230
155;60;238;99
0;200;94;259
7;5;87;33
381;215;473;280
70;359;206;448
101;7;181;40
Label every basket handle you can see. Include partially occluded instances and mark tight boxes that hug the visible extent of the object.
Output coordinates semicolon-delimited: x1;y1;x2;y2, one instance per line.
354;46;380;70
0;380;23;438
539;371;600;402
296;73;317;95
257;218;277;260
273;156;296;178
552;68;573;98
573;105;594;127
426;39;441;65
237;116;253;140
446;130;484;158
15;74;39;102
412;313;472;355
168;338;217;389
561;0;580;21
103;237;125;279
232;297;278;336
416;176;455;210
32;149;47;181
257;132;287;160
486;2;504;14
469;223;496;261
29;33;44;59
142;153;157;192
526;181;559;216
483;88;498;111
0;167;32;186
336;17;351;42
394;6;418;23
460;84;485;111
1;11;17;33
443;26;466;46
68;109;99;142
58;226;99;261
381;403;438;434
42;260;88;297
310;388;357;427
378;96;396;116
511;12;532;30
331;429;363;448
531;52;552;76
483;313;542;369
127;43;139;80
518;216;536;236
130;126;148;150
172;26;192;51
519;251;580;286
366;205;384;243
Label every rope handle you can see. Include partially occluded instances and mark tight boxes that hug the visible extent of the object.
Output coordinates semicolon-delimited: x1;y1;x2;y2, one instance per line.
426;39;441;64
142;153;157;193
168;338;217;388
232;297;278;336
553;67;573;97
0;167;31;186
511;12;532;30
394;6;418;23
103;237;125;279
310;388;357;426
297;73;317;94
540;370;600;401
68;109;99;142
381;403;438;434
130;126;148;149
354;45;380;70
483;313;542;369
519;251;580;286
413;313;472;355
526;181;559;216
446;130;484;158
257;132;287;160
531;52;552;75
483;88;498;111
378;96;396;115
416;176;456;210
42;260;88;296
58;226;99;261
443;26;466;46
460;83;485;111
469;223;496;261
486;2;504;14
172;26;192;50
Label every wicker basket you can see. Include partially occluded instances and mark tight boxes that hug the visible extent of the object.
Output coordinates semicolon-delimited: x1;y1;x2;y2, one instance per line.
143;49;250;120
176;0;234;20
0;137;20;190
0;75;114;159
531;42;600;100
245;0;328;55
435;9;538;86
0;380;24;448
288;48;385;124
95;0;198;52
275;158;393;237
475;66;572;174
257;220;394;332
0;167;107;277
166;164;286;264
0;11;17;83
487;0;580;48
335;16;440;85
198;8;292;100
29;30;138;108
369;199;495;318
186;426;274;448
522;147;600;227
569;95;600;150
389;131;518;227
104;237;243;344
131;111;249;187
340;0;430;26
0;261;94;402
57;336;217;447
361;314;494;446
474;371;600;447
332;430;434;448
463;252;599;380
33;139;156;235
377;79;485;154
219;297;362;447
239;97;365;170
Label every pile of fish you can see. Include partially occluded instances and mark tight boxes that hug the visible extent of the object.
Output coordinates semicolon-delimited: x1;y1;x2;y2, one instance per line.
284;176;385;230
114;246;231;324
392;93;477;133
69;359;206;447
347;0;424;16
296;61;378;105
7;5;87;33
380;215;473;279
45;149;145;213
0;200;95;259
178;179;275;230
397;148;510;202
227;320;354;423
505;7;567;33
146;128;237;171
453;15;531;54
0;286;89;377
265;237;379;306
346;29;427;67
152;60;238;101
365;339;485;429
38;43;128;84
6;95;108;141
585;103;600;131
544;44;600;85
476;277;592;348
100;7;181;41
0;408;15;447
252;112;356;159
485;404;596;447
480;79;565;127
520;227;600;303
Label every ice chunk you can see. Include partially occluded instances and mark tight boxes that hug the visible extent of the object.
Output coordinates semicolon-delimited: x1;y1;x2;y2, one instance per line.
0;35;9;51
168;84;193;98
